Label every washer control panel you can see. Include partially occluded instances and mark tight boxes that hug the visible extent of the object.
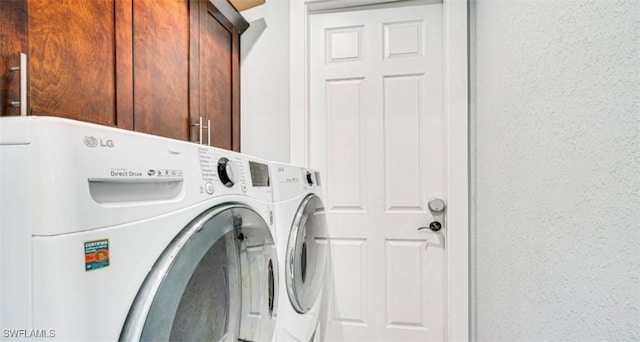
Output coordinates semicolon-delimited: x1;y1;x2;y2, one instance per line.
197;147;247;196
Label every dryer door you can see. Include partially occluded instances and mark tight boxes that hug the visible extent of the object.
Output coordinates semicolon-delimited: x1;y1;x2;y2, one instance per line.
286;194;329;313
120;204;278;342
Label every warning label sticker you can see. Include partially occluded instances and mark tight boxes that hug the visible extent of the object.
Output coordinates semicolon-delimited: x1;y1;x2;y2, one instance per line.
84;239;110;271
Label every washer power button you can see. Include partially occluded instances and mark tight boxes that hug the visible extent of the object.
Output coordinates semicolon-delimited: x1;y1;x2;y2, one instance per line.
205;182;215;195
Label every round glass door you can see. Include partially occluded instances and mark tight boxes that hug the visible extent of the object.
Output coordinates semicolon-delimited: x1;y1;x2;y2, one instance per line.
286;194;328;313
120;204;277;342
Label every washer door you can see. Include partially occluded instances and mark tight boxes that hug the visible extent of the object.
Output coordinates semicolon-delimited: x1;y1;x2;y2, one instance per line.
286;194;328;313
120;204;278;342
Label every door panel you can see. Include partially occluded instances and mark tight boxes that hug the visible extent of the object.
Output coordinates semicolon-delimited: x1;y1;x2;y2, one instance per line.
196;0;240;151
383;74;426;212
133;0;190;140
385;240;424;327
310;3;445;341
0;0;28;117
28;0;116;124
325;78;367;212
202;5;232;149
327;238;368;325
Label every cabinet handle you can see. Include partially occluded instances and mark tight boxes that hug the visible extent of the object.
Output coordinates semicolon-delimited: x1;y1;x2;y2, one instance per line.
191;117;211;146
9;53;27;116
201;117;211;146
206;119;211;146
199;116;203;145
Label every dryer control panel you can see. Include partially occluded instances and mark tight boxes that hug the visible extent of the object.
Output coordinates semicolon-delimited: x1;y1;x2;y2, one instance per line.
269;162;323;201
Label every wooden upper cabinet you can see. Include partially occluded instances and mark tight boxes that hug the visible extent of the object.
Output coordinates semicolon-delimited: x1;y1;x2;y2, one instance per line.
0;0;247;151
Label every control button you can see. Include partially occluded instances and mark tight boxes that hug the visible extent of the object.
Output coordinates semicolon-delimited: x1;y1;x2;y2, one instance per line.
241;183;247;193
205;182;214;195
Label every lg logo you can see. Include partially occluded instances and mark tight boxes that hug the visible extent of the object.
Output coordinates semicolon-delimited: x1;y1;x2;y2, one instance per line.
84;136;114;148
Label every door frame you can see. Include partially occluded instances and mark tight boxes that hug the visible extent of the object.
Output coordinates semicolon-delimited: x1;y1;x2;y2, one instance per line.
289;0;469;340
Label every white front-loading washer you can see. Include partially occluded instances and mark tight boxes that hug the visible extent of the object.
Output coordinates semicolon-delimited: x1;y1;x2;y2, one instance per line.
0;117;278;342
269;162;328;342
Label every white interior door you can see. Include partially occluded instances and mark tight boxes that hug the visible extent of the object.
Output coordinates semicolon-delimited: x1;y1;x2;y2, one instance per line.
309;2;446;341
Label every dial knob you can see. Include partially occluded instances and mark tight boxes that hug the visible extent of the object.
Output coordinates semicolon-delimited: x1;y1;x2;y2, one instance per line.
217;157;236;188
305;171;314;186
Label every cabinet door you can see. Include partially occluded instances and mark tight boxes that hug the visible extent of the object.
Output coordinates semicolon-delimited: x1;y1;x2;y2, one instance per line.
1;0;127;126
192;0;241;151
0;0;27;117
28;0;116;124
133;0;191;141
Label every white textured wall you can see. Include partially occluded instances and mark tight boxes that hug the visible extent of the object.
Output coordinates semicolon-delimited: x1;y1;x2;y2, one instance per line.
240;0;290;162
471;0;640;340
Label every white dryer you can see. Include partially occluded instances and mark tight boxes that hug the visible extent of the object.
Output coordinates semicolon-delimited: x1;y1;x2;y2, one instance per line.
269;162;328;342
0;117;278;342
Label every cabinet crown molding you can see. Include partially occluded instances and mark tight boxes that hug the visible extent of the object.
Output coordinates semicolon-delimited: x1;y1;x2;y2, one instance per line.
228;0;265;12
